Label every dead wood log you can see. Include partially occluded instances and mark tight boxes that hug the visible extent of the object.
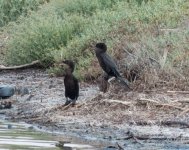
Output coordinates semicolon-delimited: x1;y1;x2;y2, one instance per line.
0;60;40;70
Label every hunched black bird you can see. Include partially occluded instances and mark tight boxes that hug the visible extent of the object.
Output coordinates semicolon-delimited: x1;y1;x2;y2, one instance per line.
60;60;79;106
94;42;130;89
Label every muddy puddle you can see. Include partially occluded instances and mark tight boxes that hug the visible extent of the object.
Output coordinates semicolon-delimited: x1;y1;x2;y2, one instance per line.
0;115;98;150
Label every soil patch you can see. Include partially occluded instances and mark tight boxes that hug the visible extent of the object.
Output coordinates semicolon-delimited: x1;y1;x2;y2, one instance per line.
1;69;189;149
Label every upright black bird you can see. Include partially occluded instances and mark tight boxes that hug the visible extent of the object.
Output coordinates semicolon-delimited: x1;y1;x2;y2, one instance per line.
60;60;79;106
94;42;130;89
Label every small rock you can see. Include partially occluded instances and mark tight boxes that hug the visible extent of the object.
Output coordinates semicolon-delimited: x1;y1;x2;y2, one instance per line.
3;101;12;109
28;126;34;130
0;85;15;99
103;146;117;150
7;124;12;129
17;76;25;80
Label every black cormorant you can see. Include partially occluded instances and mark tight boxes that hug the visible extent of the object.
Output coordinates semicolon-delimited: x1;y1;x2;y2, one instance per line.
94;42;130;89
60;60;79;106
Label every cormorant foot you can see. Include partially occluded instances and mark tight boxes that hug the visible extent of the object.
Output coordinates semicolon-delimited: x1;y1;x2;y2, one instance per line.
71;100;76;107
64;100;71;106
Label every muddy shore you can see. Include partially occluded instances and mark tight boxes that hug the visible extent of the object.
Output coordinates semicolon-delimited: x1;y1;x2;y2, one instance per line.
1;69;189;149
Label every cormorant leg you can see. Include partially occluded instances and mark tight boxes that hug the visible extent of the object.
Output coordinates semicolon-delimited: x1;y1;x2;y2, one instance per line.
64;98;71;106
103;73;109;81
98;73;110;93
108;77;116;83
103;72;115;83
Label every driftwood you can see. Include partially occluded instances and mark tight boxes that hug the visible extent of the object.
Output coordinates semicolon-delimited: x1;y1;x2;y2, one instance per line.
102;99;133;106
0;60;40;70
138;98;185;110
167;91;189;94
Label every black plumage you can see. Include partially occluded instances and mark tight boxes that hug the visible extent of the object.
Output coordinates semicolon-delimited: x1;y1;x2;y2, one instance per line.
95;43;130;89
61;60;79;106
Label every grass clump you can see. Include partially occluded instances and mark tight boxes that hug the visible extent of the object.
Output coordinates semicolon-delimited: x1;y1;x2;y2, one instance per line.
5;4;86;66
0;0;49;27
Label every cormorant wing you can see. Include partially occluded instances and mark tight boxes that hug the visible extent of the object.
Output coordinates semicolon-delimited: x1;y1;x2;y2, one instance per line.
73;77;79;99
100;53;121;77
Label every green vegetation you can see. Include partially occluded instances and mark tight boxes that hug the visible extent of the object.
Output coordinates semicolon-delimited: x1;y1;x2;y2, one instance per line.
0;0;49;27
1;0;189;87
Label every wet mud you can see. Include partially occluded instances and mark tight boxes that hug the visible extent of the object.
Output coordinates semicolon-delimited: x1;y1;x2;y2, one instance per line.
1;69;189;149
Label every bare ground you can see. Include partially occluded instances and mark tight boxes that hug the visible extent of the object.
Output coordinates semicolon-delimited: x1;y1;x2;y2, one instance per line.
1;69;189;149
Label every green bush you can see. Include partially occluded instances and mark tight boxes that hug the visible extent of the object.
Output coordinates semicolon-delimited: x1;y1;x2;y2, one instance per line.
0;0;48;27
62;0;120;16
4;0;189;83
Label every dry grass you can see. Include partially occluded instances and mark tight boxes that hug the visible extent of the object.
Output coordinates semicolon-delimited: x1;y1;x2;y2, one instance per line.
28;87;189;127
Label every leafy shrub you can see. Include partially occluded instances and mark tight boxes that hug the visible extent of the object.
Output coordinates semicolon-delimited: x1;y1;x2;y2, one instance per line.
0;0;49;27
4;0;189;85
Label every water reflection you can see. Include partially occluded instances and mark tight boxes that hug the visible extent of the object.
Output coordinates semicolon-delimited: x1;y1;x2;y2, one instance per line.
0;117;96;150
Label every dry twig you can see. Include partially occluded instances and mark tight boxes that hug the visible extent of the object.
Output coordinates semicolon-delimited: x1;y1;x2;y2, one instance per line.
102;99;133;106
178;108;189;117
139;98;185;110
167;91;189;94
139;98;160;104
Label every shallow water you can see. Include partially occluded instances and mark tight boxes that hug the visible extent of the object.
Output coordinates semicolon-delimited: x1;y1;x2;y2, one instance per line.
0;116;97;150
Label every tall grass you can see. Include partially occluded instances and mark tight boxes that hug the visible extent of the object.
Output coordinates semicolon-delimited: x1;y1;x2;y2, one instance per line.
0;0;48;27
3;0;189;86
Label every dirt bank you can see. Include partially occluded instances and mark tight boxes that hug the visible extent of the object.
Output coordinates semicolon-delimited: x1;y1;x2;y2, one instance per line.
1;69;189;149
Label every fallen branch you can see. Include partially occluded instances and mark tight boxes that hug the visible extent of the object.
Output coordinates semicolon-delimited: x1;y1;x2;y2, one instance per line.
160;121;189;128
116;142;125;150
0;60;40;70
102;99;133;106
116;132;181;141
138;98;185;110
157;103;184;110
172;99;189;104
178;108;189;117
167;91;189;94
139;98;160;104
